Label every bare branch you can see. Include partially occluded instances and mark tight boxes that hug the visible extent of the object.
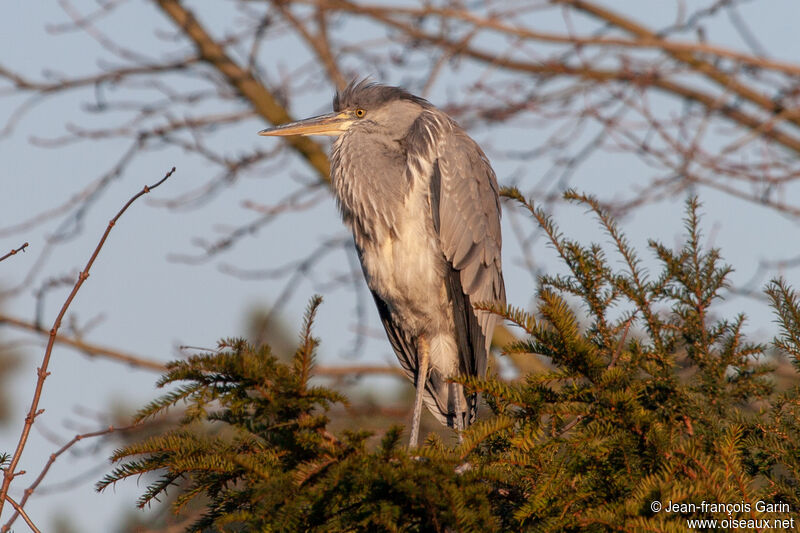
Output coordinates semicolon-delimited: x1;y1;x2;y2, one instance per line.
306;0;800;155
154;0;332;180
2;423;142;533
562;0;800;126
0;166;176;518
0;314;167;372
275;3;347;90
315;365;404;378
306;0;800;76
1;496;39;533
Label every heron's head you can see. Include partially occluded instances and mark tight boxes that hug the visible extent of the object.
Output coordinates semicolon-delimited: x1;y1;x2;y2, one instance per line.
259;80;430;140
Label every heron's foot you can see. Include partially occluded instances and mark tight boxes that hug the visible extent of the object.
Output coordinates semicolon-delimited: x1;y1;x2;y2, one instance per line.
455;461;472;475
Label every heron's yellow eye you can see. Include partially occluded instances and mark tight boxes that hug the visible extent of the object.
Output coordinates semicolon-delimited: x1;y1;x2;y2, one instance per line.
355;108;366;118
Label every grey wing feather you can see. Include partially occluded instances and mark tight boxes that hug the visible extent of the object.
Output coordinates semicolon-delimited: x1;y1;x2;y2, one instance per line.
430;162;483;426
428;124;505;428
354;245;417;381
434;126;506;362
368;288;417;381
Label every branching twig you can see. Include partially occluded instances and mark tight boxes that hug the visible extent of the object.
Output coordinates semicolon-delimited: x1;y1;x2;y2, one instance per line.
154;0;331;180
1;496;38;533
305;0;800;156
0;166;176;519
2;424;142;533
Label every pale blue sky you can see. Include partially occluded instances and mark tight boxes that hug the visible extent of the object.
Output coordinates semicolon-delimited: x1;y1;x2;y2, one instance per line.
1;1;799;530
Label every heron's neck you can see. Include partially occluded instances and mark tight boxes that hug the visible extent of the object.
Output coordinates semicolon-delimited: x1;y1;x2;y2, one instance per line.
331;132;411;247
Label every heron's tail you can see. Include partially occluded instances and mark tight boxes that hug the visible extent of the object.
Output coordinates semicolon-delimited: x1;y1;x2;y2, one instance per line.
423;369;478;429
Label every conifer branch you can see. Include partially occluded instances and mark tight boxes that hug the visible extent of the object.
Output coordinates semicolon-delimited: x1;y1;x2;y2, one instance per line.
767;278;800;366
93;192;800;531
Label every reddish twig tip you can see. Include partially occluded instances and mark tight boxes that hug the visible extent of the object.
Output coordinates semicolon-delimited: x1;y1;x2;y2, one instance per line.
0;242;29;263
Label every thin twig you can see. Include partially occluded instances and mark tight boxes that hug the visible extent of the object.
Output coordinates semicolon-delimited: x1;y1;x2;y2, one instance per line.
297;0;800;76
0;242;28;263
558;415;584;437
563;0;800;128
0;313;405;378
608;316;634;369
0;166;176;519
0;314;167;372
1;496;39;533
2;424;142;532
304;0;800;155
154;0;331;180
315;365;404;378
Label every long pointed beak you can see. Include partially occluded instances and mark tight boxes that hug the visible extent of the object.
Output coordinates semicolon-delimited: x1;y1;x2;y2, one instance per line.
258;112;352;137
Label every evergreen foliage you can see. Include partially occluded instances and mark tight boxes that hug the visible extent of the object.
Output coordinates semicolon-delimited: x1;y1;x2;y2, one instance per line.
99;195;800;532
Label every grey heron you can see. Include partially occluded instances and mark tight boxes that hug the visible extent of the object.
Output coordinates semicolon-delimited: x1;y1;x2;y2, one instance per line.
259;80;505;448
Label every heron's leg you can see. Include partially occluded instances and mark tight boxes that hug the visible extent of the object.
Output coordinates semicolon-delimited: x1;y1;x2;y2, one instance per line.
409;338;430;449
452;383;464;444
